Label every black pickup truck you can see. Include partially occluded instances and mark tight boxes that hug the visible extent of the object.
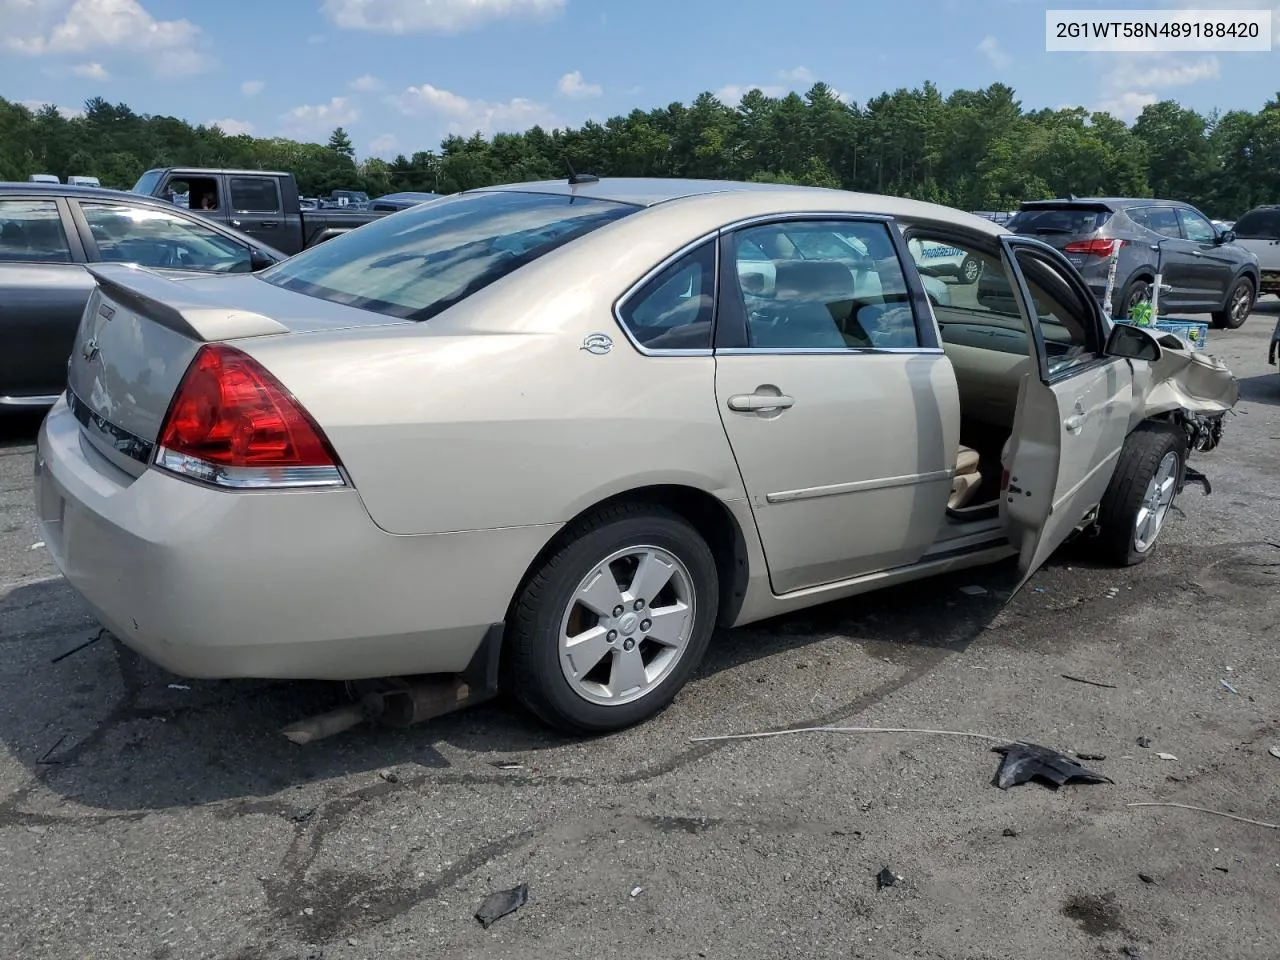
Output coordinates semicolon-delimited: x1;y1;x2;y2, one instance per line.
131;167;390;256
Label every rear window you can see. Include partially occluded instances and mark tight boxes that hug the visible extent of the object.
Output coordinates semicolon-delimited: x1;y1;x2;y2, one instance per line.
1007;207;1111;236
259;191;637;322
1233;208;1280;240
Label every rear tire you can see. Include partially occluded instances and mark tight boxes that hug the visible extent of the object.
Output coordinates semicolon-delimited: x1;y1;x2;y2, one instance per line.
1116;278;1151;320
959;256;981;284
504;503;719;735
1092;424;1186;567
1211;277;1254;330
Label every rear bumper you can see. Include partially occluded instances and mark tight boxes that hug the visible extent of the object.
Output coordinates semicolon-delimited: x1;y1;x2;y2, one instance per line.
1261;269;1280;297
34;398;560;680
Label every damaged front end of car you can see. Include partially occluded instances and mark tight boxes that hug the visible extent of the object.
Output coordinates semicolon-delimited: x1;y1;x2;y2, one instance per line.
1132;332;1239;481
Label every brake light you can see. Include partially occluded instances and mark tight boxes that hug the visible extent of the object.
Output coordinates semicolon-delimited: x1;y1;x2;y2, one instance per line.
155;344;344;489
1064;238;1124;257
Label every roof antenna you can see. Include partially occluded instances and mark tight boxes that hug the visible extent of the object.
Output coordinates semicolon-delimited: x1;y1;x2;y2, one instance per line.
565;157;599;185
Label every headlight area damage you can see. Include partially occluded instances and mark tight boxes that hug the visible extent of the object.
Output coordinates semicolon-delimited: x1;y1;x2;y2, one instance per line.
1133;334;1239;488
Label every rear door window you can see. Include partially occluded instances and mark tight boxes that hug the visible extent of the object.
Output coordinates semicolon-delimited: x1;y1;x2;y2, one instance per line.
1133;206;1182;239
1234;208;1280;240
0;199;73;263
229;177;282;214
79;201;252;272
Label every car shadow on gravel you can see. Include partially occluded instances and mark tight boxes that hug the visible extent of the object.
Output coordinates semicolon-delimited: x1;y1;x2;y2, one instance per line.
1237;372;1280;407
0;551;1026;813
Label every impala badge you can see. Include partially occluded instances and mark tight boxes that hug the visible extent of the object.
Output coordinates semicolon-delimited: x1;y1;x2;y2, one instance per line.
581;332;613;356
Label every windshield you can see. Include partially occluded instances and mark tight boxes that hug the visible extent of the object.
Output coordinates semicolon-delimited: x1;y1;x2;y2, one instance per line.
1233;208;1280;240
132;170;163;196
259;190;638;322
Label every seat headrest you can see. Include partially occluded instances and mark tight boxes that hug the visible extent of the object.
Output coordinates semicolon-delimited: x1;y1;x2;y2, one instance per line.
772;259;854;303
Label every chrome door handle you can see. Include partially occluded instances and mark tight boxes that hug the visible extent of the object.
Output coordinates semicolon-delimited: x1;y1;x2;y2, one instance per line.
1064;414;1084;433
727;393;794;412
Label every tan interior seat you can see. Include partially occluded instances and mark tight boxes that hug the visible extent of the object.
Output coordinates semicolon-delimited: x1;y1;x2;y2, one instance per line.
949;444;982;510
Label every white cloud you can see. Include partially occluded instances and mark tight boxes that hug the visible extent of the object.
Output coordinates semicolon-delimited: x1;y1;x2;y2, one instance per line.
1095;52;1220;120
207;117;254;136
716;83;787;106
976;35;1010;68
1097;91;1159;120
241;79;264;97
281;96;360;138
350;73;384;93
388;83;561;135
71;60;108;79
322;0;564;34
18;98;83;119
5;0;211;75
779;66;815;84
716;68;851;107
369;133;399;154
557;70;601;99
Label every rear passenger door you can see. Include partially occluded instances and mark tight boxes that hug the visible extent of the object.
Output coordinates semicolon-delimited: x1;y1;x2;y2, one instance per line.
226;175;285;249
1133;205;1201;309
1176;206;1232;305
998;236;1132;583
712;216;959;595
0;196;95;403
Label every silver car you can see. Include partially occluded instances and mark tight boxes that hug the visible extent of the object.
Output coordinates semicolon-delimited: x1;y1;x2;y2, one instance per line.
34;178;1238;734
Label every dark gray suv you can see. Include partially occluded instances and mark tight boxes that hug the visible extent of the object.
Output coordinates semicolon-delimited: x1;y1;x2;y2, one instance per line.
1005;198;1260;329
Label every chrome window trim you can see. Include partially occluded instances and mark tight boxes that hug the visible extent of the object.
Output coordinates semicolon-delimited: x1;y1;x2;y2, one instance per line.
714;347;945;357
611;230;720;357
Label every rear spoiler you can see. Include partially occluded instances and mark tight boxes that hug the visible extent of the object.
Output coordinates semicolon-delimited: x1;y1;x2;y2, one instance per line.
1017;200;1116;213
86;263;288;341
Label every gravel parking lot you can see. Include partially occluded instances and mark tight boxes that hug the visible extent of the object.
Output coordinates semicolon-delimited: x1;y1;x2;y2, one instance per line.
2;301;1278;960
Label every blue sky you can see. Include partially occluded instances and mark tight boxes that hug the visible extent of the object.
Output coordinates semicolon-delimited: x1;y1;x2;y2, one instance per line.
1;0;1277;159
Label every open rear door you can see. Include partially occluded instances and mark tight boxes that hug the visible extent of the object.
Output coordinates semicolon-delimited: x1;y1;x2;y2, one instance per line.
997;236;1134;589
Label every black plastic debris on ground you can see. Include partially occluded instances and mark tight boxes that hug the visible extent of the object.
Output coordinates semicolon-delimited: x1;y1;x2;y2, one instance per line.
991;743;1114;790
1137;736;1153;749
475;883;529;928
874;867;898;890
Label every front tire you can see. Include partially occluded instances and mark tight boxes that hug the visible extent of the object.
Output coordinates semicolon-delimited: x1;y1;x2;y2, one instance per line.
504;504;719;735
960;256;981;284
1212;277;1254;330
1092;424;1186;566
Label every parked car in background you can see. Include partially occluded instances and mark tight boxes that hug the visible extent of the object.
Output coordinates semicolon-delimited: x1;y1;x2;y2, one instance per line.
368;191;439;212
328;189;370;210
0;183;286;408
907;236;983;284
28;174;59;184
67;176;101;188
1006;197;1260;328
131;168;390;256
34;177;1237;735
1230;205;1280;298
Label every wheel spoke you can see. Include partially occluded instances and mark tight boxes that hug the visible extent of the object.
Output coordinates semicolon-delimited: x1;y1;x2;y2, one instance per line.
1135;506;1151;542
575;567;625;618
645;603;691;649
563;626;612;678
609;646;648;697
1157;476;1175;500
627;551;676;605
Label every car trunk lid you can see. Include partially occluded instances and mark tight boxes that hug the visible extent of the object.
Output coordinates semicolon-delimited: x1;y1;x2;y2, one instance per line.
66;264;407;479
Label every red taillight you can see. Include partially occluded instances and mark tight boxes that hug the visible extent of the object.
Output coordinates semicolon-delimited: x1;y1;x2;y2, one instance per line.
1000;468;1010;491
155;344;344;489
1063;238;1124;257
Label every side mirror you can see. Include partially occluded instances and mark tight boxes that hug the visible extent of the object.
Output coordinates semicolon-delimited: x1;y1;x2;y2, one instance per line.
1105;322;1162;362
249;248;277;271
1216;229;1236;245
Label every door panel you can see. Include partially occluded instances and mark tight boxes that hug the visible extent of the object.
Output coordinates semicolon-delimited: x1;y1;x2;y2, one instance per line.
0;197;94;400
1137;206;1198;307
712;216;958;596
226;176;285;248
1177;207;1232;306
716;353;958;593
999;238;1133;582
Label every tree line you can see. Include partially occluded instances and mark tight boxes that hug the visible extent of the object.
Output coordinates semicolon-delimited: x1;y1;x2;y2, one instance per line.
2;83;1278;218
